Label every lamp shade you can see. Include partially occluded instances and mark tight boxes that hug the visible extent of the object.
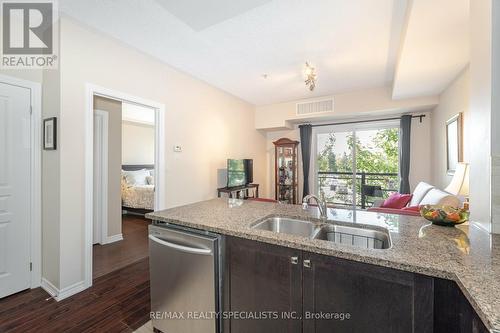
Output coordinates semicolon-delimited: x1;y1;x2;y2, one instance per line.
445;162;469;196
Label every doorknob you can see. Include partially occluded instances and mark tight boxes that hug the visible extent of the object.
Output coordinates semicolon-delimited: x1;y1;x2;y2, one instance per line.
303;259;311;268
291;256;299;265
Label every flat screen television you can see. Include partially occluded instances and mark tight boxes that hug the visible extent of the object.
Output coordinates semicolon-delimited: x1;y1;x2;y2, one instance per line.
227;159;253;188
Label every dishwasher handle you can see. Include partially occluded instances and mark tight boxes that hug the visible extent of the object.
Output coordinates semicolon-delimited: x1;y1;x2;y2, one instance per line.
149;234;213;255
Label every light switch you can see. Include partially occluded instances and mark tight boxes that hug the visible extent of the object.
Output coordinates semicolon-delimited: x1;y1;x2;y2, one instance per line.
173;145;182;152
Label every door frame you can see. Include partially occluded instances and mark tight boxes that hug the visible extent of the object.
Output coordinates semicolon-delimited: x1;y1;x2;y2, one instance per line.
0;74;42;289
93;110;109;245
84;84;166;288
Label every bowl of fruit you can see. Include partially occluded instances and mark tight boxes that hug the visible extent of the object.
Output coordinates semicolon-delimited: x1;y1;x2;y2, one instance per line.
419;205;469;226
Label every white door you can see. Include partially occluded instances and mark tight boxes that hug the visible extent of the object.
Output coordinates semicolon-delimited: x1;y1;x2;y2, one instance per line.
0;82;31;298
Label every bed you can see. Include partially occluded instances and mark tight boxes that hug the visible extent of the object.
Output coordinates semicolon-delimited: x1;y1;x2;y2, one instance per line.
121;164;155;213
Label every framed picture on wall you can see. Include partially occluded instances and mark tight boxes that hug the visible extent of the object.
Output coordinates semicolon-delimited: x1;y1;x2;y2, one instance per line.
446;113;463;175
43;117;57;150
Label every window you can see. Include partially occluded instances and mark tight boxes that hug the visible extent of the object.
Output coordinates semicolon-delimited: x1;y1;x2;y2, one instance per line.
314;123;400;208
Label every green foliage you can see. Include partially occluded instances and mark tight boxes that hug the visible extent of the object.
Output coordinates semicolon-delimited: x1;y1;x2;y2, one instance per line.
317;133;339;172
317;128;399;174
317;128;400;205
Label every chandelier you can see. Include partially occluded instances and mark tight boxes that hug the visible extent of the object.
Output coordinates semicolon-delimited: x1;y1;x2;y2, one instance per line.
304;62;317;91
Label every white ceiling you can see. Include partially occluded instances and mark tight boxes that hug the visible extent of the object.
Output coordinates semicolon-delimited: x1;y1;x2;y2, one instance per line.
60;0;469;106
155;0;272;31
392;0;470;99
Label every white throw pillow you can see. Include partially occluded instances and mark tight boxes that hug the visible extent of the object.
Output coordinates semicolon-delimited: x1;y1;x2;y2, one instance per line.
146;175;154;185
419;189;461;208
409;182;435;206
122;169;149;186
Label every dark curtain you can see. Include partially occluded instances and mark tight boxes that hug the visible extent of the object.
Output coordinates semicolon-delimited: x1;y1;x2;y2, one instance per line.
399;115;412;194
299;124;312;197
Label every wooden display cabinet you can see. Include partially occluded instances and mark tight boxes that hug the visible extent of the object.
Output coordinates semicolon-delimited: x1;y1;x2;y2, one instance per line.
273;138;299;204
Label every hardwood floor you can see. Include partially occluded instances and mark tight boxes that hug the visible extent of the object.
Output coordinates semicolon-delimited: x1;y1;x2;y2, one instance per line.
0;258;151;332
93;215;150;278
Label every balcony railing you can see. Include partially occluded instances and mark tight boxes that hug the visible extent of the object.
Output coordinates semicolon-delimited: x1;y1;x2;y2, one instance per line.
317;171;399;209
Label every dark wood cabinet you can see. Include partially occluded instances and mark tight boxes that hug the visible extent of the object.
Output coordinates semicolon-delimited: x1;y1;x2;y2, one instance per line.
302;253;433;333
434;278;489;333
226;236;302;333
225;237;488;333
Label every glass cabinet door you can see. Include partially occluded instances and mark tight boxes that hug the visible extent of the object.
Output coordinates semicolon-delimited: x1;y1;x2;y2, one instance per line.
274;138;299;204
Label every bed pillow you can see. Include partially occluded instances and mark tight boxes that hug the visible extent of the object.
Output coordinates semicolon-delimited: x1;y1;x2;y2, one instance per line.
380;193;413;209
122;169;149;186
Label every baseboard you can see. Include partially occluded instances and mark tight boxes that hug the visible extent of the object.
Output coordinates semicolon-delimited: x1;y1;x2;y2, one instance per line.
41;278;86;302
104;233;123;244
41;277;58;298
57;281;86;301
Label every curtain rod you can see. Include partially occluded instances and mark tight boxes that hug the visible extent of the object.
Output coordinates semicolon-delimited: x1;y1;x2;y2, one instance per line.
301;114;426;128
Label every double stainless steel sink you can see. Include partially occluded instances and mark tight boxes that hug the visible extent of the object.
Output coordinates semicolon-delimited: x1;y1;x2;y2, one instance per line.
250;216;391;250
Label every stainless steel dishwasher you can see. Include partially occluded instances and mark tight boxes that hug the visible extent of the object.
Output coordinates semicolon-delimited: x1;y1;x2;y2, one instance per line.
149;223;223;333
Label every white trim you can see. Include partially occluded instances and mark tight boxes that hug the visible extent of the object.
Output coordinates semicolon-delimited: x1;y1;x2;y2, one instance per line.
57;281;86;301
40;278;58;298
93;110;109;245
0;74;42;290
84;83;166;289
155;104;166;211
41;278;86;301
103;233;123;244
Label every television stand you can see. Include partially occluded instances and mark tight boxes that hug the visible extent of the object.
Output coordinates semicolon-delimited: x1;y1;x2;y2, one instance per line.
217;184;259;199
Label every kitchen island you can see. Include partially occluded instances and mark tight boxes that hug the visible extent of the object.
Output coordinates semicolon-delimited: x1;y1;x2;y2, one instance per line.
147;198;500;332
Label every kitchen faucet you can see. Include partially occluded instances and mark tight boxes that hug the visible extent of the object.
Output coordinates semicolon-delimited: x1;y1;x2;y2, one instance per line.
302;194;328;219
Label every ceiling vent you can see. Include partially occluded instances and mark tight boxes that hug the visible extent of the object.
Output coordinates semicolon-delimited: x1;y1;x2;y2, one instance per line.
296;98;334;116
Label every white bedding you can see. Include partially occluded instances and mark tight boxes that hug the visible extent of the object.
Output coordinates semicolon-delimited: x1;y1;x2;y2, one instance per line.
122;184;155;210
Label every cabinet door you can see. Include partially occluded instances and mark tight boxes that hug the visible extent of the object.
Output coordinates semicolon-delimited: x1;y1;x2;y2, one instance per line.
303;253;434;333
434;278;489;333
226;237;302;333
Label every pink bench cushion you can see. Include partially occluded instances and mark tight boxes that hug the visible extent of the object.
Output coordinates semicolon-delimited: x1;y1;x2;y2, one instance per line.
367;207;421;216
402;206;420;213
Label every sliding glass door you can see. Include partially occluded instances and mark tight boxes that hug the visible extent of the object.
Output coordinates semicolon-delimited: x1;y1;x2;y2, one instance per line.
317;130;355;206
314;123;400;208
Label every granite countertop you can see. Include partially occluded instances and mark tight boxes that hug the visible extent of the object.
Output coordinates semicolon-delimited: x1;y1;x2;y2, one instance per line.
146;198;500;332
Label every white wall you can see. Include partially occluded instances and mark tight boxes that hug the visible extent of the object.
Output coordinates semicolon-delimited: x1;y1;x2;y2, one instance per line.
490;0;500;233
40;69;61;288
122;122;155;165
255;87;439;130
57;17;266;289
0;69;43;83
409;113;432;190
431;68;470;190
469;0;493;232
265;114;432;201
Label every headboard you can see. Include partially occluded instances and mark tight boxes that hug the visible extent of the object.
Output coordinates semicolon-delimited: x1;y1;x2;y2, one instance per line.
122;164;155;171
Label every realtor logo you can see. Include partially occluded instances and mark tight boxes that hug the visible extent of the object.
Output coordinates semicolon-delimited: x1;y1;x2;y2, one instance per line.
1;0;58;68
